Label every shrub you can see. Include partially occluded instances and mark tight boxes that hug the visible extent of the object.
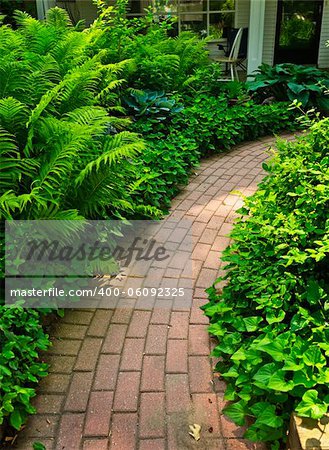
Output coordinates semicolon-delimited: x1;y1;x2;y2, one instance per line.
131;132;201;211
172;95;298;155
248;63;329;113
127;96;299;214
203;119;329;449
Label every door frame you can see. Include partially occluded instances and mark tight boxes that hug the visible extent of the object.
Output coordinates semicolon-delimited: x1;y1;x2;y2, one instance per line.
274;0;324;65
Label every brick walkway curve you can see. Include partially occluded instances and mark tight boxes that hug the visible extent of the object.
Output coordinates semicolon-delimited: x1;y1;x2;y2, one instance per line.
16;134;294;450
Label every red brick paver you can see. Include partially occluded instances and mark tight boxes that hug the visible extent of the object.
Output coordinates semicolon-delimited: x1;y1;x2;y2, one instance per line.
15;136;290;449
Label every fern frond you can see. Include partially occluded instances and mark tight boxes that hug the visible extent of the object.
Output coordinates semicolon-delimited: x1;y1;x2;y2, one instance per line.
0;191;21;219
12;10;36;27
46;7;72;29
0;190;38;220
50;32;88;74
0;126;21;192
0;27;26;58
104;58;135;75
0;60;30;99
64;106;109;132
70;166;129;217
0;97;29;134
95;78;126;102
134;204;162;218
75;132;144;185
32;205;84;220
32;120;83;200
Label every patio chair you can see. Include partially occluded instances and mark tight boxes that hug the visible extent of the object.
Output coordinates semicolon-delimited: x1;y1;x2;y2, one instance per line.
218;28;248;72
213;27;245;81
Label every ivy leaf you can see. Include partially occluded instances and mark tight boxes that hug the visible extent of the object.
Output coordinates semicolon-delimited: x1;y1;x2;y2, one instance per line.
224;383;237;401
303;346;326;369
267;370;294;392
251;403;283;428
306;280;321;304
243;316;262;332
293;370;315;388
282;355;304;371
33;443;46;450
295;390;328;419
223;401;247;426
256;338;287;361
266;310;285;324
10;409;24;430
253;363;277;388
231;347;247;361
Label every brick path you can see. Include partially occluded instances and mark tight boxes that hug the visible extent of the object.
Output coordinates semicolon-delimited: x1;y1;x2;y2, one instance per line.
15;135;294;450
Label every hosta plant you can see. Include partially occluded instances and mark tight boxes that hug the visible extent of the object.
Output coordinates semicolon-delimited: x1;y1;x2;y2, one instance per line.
123;89;183;123
248;63;329;113
203;119;329;449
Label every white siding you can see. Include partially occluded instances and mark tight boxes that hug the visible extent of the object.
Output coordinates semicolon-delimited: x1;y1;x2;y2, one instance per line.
318;0;329;68
262;0;277;65
235;0;250;28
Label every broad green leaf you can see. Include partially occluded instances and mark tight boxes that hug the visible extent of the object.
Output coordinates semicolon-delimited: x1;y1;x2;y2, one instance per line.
243;316;262;332
267;371;294;392
10;409;24;430
293;371;315;388
303;346;326;369
223;401;246;426
306;280;321;304
253;363;277;388
33;443;46;450
282;355;304;371
257;340;286;362
295;390;328;419
252;403;284;428
266;310;285;324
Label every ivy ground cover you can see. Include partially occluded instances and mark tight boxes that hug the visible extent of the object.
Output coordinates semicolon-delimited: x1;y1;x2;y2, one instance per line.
204;119;329;449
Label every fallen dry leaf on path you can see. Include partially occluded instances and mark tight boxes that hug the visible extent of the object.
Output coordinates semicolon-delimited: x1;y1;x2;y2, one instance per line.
189;423;201;441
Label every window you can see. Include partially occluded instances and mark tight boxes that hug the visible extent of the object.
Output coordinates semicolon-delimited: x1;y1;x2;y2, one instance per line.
126;0;235;38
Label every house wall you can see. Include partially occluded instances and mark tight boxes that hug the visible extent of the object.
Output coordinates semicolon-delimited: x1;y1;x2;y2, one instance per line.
235;0;250;28
75;0;98;25
262;0;277;65
236;0;277;65
318;0;329;68
55;0;97;25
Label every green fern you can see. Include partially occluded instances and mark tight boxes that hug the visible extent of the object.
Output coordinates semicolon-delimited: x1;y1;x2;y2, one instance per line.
0;8;150;222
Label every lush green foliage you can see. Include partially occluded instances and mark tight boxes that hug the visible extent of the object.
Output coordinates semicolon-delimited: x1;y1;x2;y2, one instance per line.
91;0;210;92
0;6;146;432
0;308;49;430
129;95;297;212
0;7;152;222
173;95;297;154
279;15;315;48
203;119;329;449
248;63;329;113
